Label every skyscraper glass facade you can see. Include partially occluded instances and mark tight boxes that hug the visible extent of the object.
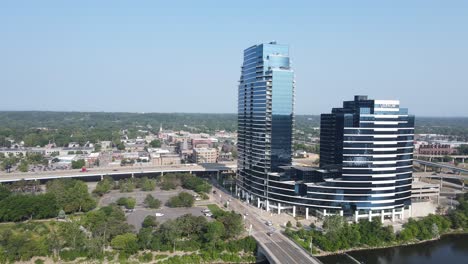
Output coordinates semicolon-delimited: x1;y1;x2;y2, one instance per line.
317;96;414;218
235;43;414;221
237;42;294;200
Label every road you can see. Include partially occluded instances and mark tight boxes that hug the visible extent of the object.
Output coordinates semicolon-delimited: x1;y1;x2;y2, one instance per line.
210;184;321;264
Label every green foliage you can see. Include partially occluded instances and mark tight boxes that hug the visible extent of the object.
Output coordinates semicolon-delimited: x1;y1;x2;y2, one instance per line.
398;214;451;242
203;221;225;243
144;194;161;209
138;252;153;262
286;221;292;228
111;233;139;255
149;139;162;148
0;185;11;200
323;215;344;234
160;174;180;190
0;193;59;222
93;176;115;196
179;174;212;193
116;197;136;209
142;215;159;228
46;179;96;213
457;144;468;155
138;177;156;191
83;205;132;241
166;192;195;208
71;159;85;169
119;179;136;193
18;160;29;172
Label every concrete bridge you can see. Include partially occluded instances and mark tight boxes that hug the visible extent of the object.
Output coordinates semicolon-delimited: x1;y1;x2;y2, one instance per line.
0;163;236;183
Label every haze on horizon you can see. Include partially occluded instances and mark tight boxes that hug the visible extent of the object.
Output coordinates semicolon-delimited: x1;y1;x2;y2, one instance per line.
1;1;467;117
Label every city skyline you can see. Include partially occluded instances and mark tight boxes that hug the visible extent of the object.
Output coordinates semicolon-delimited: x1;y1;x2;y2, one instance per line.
1;1;468;116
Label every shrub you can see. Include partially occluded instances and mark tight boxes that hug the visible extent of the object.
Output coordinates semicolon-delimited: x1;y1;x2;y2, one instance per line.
166;192;194;208
144;194;161;209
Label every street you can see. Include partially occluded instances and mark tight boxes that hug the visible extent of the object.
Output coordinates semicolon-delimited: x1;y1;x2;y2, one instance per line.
210;184;322;264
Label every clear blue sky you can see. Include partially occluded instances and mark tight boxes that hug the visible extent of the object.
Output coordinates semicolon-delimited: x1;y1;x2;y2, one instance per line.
1;0;467;116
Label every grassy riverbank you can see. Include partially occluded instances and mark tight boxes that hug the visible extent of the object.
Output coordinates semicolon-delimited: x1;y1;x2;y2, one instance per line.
286;193;468;256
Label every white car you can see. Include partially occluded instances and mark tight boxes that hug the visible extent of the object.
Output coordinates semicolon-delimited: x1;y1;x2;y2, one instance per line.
155;213;164;217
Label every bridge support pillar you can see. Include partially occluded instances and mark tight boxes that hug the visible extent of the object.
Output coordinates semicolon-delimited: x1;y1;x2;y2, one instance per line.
424;165;427;172
368;210;372;221
409;205;412;218
292;206;296;217
323;209;327;217
340;210;344;216
266;200;270;212
392;209;396;222
355;210;359;222
305;207;309;219
100;175;104;181
257;197;261;208
131;173;134;178
381;210;384;223
277;203;281;214
217;171;220;181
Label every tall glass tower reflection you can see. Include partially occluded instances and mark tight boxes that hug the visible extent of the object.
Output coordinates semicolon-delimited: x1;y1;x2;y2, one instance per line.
236;42;295;200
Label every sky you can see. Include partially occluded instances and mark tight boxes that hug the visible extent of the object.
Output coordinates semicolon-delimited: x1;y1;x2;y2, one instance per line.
1;0;467;116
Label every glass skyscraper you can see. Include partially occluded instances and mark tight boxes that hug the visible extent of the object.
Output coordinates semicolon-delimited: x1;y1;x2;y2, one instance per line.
235;43;414;222
318;96;414;221
236;42;294;204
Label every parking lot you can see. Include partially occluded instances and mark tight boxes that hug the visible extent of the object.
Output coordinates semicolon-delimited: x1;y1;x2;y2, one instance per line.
98;186;210;231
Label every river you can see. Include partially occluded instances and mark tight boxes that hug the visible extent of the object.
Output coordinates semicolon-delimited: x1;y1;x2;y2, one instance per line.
318;234;468;264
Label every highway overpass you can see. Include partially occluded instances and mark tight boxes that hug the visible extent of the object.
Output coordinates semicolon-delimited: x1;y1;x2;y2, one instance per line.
0;163;236;183
414;159;468;174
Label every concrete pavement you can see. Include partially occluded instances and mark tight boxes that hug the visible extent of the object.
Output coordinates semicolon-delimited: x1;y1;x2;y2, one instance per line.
210;184;321;264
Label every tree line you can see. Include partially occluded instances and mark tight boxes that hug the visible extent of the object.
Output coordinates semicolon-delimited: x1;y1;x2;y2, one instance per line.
286;193;468;253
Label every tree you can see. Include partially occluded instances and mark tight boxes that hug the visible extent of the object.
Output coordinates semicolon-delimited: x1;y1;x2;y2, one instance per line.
116;142;125;151
93;177;114;196
166;192;194;208
203;221;225;243
431;223;439;238
149;140;162;148
46;179;96;213
0;185;11;201
144;194;161;209
323;215;344;234
0;193;59;221
286;221;292;228
142;215;159;228
218;211;243;239
111;233;139;255
18;160;29;172
116;197;136;209
71;159;85;169
137;227;154;250
139;177;156;191
83;205;132;242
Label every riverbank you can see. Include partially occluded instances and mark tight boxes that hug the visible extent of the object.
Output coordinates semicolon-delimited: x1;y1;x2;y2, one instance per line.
319;233;468;264
313;230;468;257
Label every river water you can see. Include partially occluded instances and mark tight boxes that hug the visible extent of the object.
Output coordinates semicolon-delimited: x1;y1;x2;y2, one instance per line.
318;234;468;264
